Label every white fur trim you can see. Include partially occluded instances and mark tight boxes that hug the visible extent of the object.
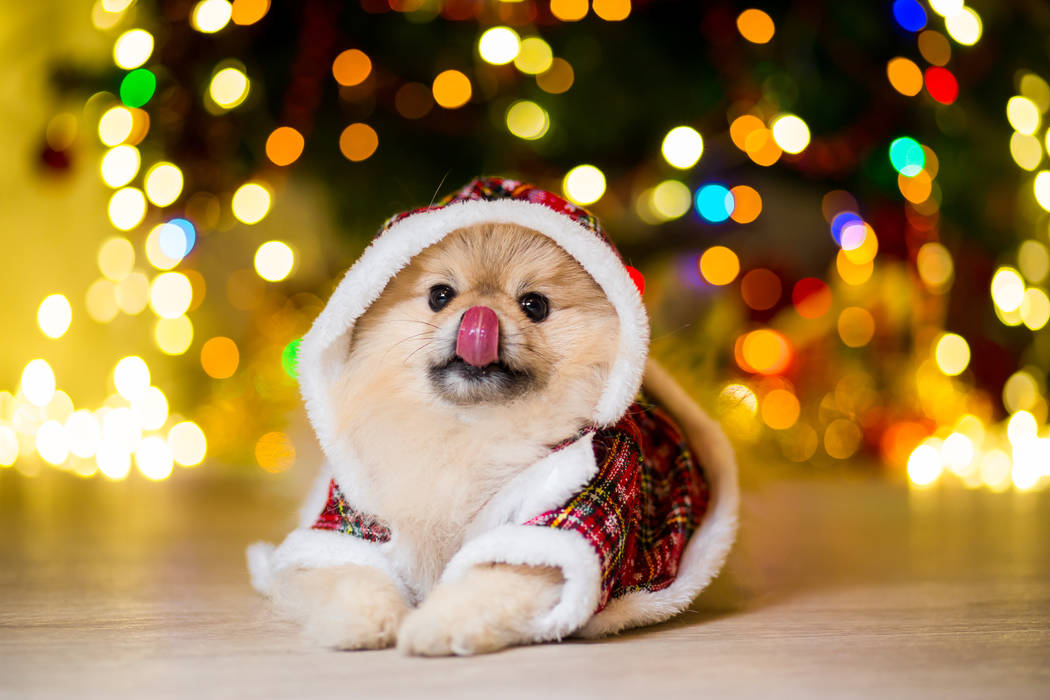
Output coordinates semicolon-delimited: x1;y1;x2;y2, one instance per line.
577;361;740;638
297;198;650;482
465;433;598;538
440;525;602;641
248;528;410;601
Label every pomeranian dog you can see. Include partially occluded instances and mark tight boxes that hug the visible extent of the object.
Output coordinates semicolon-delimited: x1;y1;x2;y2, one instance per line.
248;177;737;657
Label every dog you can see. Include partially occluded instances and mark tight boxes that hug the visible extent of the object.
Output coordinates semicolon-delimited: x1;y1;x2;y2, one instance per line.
248;177;737;656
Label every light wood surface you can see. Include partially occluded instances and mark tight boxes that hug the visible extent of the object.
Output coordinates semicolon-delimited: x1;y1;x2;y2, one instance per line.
1;468;1048;699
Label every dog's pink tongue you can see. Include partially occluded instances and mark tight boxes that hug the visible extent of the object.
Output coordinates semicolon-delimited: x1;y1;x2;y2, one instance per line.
456;306;500;367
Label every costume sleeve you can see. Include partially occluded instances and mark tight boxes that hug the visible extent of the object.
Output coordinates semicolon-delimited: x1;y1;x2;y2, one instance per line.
246;469;407;600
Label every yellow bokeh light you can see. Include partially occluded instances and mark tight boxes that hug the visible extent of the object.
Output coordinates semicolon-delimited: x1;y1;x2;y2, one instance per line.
1020;287;1050;330
210;67;250;109
201;336;240;378
835;249;873;286
132;386;169;431
113;356;150;401
736;8;775;44
837;307;876;348
1034;170;1050;212
944;6;982;46
941;432;975;475
1020;73;1050;113
478;26;520;65
136;436;174;480
991;267;1025;312
113;29;154;70
45;390;74;425
1010;132;1043;171
505;100;549;140
898;170;932;203
21;359;56;408
593;0;631;22
842;225;879;265
37;294;72;339
254;240;295;282
192;0;233;33
265;126;305;166
116;271;150;315
1007;96;1041;136
916;242;954;291
908;443;941;486
650;180;692;220
1007;411;1037;446
155;316;194;355
432;70;472;109
45;112;76;152
514;37;553;75
761;389;800;430
979;449;1011;492
145;224;180;270
661;126;704;169
332;49;372;87
169;421;207;466
536;57;574;94
97;443;132;480
255;431;296;473
150;272;193;319
824;419;862;460
562;165;606;205
1003;371;1039;414
100;145;141;188
699;246;740;286
934;332;970;376
740;329;792;375
144;163;183;207
98;106;134;146
232;0;269;25
231;182;271;224
929;0;963;17
770;114;810;154
729;114;764;151
0;425;18;466
108;187;148;231
36;420;70;466
339;122;379;161
65;410;101;459
86;279;120;323
550;0;587;22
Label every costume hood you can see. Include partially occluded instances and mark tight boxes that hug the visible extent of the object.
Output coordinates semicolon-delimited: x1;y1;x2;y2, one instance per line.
297;176;650;475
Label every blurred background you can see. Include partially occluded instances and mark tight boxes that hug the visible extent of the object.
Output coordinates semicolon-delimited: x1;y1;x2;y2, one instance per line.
2;0;1050;493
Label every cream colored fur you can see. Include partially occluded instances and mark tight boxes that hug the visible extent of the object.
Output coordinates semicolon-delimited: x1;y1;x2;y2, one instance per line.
275;223;620;654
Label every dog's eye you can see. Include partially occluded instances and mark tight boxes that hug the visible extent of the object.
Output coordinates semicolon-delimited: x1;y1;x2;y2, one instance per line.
428;284;456;312
518;292;550;322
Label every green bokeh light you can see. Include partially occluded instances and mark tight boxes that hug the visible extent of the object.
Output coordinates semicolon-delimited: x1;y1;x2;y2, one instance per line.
282;338;302;379
889;136;925;177
120;69;156;108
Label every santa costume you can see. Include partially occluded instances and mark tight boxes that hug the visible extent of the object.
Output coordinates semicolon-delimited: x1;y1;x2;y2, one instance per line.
248;177;738;640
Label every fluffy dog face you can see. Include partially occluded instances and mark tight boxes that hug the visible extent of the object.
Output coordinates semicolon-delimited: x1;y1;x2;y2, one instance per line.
345;222;620;421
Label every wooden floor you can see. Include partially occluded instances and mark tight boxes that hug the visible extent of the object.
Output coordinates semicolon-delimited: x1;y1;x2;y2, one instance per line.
1;466;1048;699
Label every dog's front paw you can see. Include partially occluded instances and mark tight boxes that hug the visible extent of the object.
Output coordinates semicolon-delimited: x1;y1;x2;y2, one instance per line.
272;564;409;650
397;563;563;657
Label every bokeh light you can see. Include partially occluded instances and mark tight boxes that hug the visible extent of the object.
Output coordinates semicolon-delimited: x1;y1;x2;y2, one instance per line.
661;126;704;169
728;185;762;224
133;386;169;431
514;37;553;75
169;421;207;466
21;360;56;408
892;0;927;32
740;269;782;311
116;272;150;315
698;246;740;286
1019;240;1049;283
66;410;101;459
339;123;379;161
266;126;305;166
232;182;271;224
740;329;792;375
736;9;775;44
908;444;941;486
991;267;1025;312
86;280;119;323
209;67;250;109
925;67;958;104
550;0;588;22
395;82;434;119
916;242;954;291
113;356;150;400
150;272;193;318
255;431;296;473
792;278;831;318
36;421;69;466
113;29;154;69
563;165;606;205
695;184;734;223
120;69;156;108
98;106;133;146
934;333;970;376
100;145;141;188
537;58;574;94
144;162;183;207
37;294;72;339
1010;133;1043;171
108;187;147;231
650;180;692;220
944;6;982;45
155;316;194;355
889;136;925;177
1007;97;1040;136
918;30;951;66
1036;171;1050;212
0;426;18;467
200;336;240;379
838;307;876;347
593;0;631;21
1021;288;1050;330
232;0;269;25
824;419;862;460
254;241;295;282
836;250;873;286
332;49;372;86
761;389;800;430
135;436;174;480
505;101;549;140
478;26;520;65
770;114;810;154
282;338;302;378
192;0;233;33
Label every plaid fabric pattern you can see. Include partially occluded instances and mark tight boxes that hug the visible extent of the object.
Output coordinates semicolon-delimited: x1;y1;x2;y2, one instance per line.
311;479;392;543
525;401;710;611
375;177;622;262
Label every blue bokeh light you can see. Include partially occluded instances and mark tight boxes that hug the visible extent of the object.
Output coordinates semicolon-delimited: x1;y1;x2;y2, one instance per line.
830;211;863;246
695;184;735;223
892;0;927;32
159;218;196;260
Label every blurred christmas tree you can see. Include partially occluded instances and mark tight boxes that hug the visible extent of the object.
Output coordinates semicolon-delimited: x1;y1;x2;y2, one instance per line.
3;0;1050;490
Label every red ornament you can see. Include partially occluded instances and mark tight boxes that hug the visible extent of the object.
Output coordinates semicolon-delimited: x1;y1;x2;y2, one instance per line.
626;265;645;295
924;67;958;104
